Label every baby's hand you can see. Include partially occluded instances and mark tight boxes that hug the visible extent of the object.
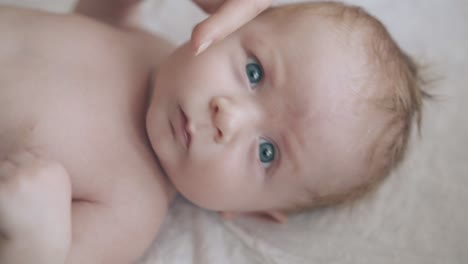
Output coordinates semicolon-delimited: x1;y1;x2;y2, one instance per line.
0;149;71;262
191;0;272;55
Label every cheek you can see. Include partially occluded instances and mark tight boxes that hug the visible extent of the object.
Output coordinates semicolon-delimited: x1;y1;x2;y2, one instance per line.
174;147;256;210
160;44;236;97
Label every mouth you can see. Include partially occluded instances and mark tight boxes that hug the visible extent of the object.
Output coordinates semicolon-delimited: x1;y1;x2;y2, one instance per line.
173;105;192;150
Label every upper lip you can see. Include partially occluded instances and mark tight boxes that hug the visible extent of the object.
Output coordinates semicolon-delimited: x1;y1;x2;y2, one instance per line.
179;105;191;149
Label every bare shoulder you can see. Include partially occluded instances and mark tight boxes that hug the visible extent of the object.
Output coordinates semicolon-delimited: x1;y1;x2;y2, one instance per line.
0;4;174;59
0;5;125;63
0;5;104;35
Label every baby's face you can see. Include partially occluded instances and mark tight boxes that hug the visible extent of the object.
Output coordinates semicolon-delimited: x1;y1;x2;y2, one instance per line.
147;12;382;212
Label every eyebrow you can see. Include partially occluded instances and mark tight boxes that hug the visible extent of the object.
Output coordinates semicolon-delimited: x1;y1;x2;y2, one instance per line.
271;132;286;178
269;47;284;91
248;36;284;91
145;69;156;111
276;130;298;178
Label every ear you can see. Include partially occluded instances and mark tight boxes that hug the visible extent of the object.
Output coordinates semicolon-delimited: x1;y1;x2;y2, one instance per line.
219;211;288;224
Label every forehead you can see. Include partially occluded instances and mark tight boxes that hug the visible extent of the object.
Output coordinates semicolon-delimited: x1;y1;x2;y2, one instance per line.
242;10;365;102
241;12;378;196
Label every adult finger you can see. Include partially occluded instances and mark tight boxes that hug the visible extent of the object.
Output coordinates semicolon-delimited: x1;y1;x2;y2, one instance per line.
191;0;272;55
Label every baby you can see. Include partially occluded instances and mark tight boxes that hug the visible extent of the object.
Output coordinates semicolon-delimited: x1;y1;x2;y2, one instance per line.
0;1;427;263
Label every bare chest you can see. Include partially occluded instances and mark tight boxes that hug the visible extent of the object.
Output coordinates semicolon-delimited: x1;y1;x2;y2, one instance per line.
0;10;173;203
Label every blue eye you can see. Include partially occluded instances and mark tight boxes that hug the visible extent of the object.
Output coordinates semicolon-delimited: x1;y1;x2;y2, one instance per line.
246;58;263;87
259;138;275;168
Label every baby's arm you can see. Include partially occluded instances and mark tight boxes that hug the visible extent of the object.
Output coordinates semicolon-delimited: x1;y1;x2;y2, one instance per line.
67;185;169;263
0;148;168;263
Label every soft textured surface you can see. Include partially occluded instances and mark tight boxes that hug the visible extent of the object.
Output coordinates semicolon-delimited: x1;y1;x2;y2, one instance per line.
1;0;466;263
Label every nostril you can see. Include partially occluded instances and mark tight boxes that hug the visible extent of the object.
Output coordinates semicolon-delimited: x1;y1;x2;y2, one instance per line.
210;99;220;114
214;127;228;143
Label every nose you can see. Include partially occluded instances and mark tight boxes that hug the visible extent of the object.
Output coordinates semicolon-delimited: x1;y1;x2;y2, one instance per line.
210;96;248;143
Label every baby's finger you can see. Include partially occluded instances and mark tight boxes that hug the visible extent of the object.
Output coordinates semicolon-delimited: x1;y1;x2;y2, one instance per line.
191;0;271;55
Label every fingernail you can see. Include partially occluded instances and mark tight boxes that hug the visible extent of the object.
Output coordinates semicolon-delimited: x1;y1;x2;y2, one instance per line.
195;40;213;56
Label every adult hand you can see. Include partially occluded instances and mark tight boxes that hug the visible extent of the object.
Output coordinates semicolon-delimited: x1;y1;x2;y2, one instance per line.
191;0;272;55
